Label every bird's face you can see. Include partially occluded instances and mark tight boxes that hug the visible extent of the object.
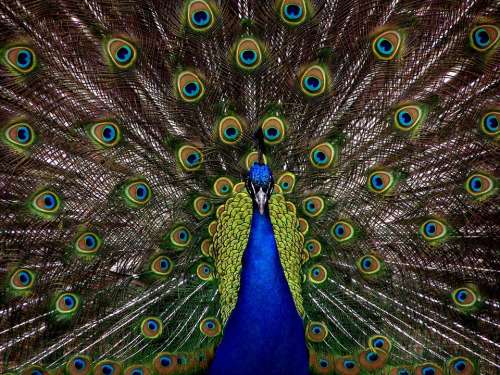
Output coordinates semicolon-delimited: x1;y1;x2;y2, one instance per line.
246;162;274;215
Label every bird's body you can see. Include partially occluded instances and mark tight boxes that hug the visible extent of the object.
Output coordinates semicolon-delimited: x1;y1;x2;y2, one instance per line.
0;0;499;374
210;205;309;375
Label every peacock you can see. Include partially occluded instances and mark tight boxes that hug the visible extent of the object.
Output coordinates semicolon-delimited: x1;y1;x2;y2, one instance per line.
0;0;499;374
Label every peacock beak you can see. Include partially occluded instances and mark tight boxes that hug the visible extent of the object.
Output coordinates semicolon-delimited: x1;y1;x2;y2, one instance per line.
256;188;267;215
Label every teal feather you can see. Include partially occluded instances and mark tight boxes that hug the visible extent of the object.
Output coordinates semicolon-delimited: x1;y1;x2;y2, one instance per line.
0;0;498;374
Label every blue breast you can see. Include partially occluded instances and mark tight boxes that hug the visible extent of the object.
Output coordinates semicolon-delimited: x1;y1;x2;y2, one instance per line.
209;207;309;375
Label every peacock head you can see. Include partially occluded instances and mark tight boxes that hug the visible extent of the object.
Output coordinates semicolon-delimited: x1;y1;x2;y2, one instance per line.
246;162;274;215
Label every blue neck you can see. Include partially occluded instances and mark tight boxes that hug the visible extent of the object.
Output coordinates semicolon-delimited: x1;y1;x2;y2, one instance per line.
210;206;309;375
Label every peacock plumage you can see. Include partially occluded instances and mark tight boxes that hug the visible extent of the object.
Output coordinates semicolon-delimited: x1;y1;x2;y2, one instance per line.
0;0;499;374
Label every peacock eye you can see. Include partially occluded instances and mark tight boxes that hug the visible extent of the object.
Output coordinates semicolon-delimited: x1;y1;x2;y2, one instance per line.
344;360;355;369
159;354;173;367
199;317;221;336
368;335;391;352
419;219;447;242
55;293;80;314
300;65;328;97
394;105;423;131
31;190;61;216
331;221;354;242
106;38;137;69
297;217;309;235
306;321;328;342
95;361;121;375
68;356;91;374
193;196;214;218
4;122;36;148
200;239;211;257
169;226;191;248
261;116;286;145
213;176;234;197
4;46;37;74
465;173;495;198
124;181;152;206
309;142;336;169
447;356;474;374
319;359;329;368
151;255;173;276
452;287;477;307
276;172;295;194
178;145;204;171
75;232;102;255
89;122;121;147
358;255;378;272
308;264;327;284
10;269;35;290
127;367;145;375
235;37;263;71
304;239;321;257
397;369;411;375
372;30;402;60
177;71;205;103
358;348;388;371
218;115;243;144
196;262;214;281
480;111;499;137
469;25;499;52
23;367;47;375
187;0;216;32
301;196;325;218
420;365;439;375
279;0;308;26
367;170;395;193
141;317;163;339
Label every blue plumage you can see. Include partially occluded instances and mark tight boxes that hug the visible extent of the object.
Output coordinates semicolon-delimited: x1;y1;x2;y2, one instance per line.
210;206;309;375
